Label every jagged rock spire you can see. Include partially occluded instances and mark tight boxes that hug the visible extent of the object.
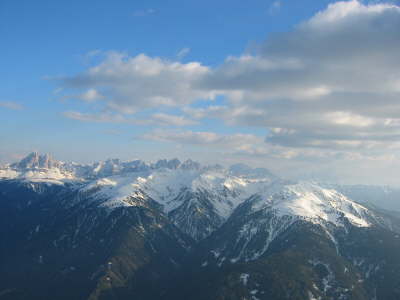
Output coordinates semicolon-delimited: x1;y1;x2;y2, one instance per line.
12;152;61;169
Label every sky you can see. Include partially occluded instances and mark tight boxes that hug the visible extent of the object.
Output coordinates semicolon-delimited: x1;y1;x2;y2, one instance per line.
1;0;400;185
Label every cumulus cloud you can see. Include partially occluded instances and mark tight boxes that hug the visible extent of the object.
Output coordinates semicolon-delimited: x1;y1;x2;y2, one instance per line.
195;0;400;152
78;89;104;102
61;52;215;114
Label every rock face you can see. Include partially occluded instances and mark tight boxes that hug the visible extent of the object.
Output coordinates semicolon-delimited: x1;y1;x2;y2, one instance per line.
0;153;400;300
11;152;62;169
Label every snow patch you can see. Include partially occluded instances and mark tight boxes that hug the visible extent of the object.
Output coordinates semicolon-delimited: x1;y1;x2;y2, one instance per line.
240;273;249;285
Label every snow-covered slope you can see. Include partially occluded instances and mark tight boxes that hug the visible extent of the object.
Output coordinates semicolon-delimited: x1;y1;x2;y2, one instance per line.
0;165;77;184
0;153;380;241
250;181;373;228
79;169;378;243
83;168;272;214
197;182;378;266
83;173;373;225
78;166;276;240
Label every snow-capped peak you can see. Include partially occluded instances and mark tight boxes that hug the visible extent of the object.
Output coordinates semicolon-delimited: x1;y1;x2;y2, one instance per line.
11;152;62;169
0;153;375;231
81;166;275;217
250;181;373;227
79;164;373;232
0;153;278;186
0;152;75;184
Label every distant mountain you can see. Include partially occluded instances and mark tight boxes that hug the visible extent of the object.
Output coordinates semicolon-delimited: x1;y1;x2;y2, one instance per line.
0;153;399;300
0;152;229;183
11;152;62;169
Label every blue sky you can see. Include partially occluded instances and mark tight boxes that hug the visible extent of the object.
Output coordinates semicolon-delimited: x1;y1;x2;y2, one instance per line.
2;0;400;184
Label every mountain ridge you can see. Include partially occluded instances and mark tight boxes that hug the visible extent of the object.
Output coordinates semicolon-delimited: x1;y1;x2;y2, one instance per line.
1;153;400;299
0;152;252;183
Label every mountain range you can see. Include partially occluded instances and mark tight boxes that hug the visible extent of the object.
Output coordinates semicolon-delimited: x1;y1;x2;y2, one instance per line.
0;152;399;300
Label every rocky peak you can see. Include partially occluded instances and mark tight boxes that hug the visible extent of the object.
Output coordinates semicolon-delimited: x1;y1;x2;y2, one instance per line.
154;158;181;170
12;152;62;169
180;159;201;170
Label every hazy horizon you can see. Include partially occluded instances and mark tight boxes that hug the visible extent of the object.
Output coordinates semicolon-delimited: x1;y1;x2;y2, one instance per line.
3;150;400;187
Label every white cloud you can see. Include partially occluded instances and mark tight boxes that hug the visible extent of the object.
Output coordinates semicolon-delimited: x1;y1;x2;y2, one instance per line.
182;105;227;119
269;1;282;14
309;0;399;25
142;129;263;148
150;113;198;126
327;111;375;127
177;47;191;60
0;101;23;110
78;89;103;102
81;49;103;65
196;0;400;152
143;129;221;144
64;110;196;127
63;111;128;123
62;52;215;114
